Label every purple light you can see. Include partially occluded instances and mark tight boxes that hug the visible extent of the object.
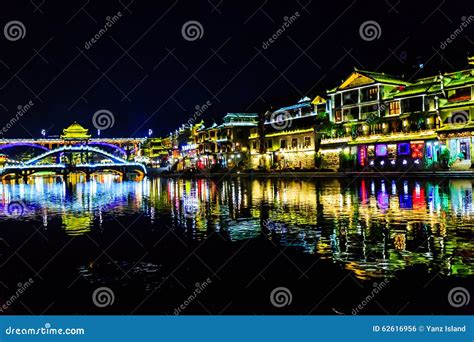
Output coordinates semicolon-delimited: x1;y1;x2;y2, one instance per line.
83;142;127;156
0;143;49;151
375;144;388;157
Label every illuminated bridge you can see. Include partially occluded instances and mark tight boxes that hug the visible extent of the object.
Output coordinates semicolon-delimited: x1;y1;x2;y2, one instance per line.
0;122;146;159
0;145;147;181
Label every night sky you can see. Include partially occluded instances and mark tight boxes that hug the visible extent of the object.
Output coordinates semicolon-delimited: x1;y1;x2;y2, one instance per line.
0;0;473;138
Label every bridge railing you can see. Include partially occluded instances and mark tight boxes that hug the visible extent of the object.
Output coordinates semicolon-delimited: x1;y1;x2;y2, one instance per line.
25;145;130;165
1;162;147;174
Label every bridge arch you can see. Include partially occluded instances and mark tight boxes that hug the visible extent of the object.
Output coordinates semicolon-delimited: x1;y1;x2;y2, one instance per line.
83;142;127;156
25;145;129;165
0;142;49;151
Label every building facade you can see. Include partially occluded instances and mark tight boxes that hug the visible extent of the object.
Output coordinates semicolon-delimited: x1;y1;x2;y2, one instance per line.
142;59;474;174
249;96;328;170
321;67;474;171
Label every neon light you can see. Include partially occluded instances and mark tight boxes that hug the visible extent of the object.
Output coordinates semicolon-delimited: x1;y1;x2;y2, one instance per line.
26;146;129;165
87;142;127;156
375;144;388;157
358;146;367;166
398;143;410;155
410;142;424;159
0;143;49;151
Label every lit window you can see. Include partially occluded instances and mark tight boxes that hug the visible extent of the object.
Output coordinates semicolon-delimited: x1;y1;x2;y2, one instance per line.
389;101;401;115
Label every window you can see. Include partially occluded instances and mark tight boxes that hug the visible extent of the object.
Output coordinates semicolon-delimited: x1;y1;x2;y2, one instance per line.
343;107;359;121
401;97;423;112
389;101;401;115
360;105;377;120
280;139;287;149
343;90;358;105
361;86;378;102
252;141;257;149
291;138;298;148
267;139;273;148
304;137;311;148
335;110;342;122
447;87;471;103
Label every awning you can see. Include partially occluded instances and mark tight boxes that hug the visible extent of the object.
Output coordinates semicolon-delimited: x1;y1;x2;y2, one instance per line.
347;132;438;145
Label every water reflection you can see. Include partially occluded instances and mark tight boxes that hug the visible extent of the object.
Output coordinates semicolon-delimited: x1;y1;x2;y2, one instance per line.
0;175;473;279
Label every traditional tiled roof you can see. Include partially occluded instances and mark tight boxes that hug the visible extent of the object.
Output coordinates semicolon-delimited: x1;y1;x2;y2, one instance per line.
276;101;311;112
61;122;91;139
384;68;474;100
222;113;258;119
354;69;409;85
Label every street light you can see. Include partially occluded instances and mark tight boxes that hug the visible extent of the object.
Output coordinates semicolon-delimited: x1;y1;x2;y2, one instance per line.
148;129;153;137
41;129;46;138
97;129;101;137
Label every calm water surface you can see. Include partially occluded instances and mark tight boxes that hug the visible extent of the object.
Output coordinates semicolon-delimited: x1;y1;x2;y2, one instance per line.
1;175;473;280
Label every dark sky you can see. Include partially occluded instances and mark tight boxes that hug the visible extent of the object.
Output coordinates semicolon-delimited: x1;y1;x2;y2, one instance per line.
0;0;473;138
